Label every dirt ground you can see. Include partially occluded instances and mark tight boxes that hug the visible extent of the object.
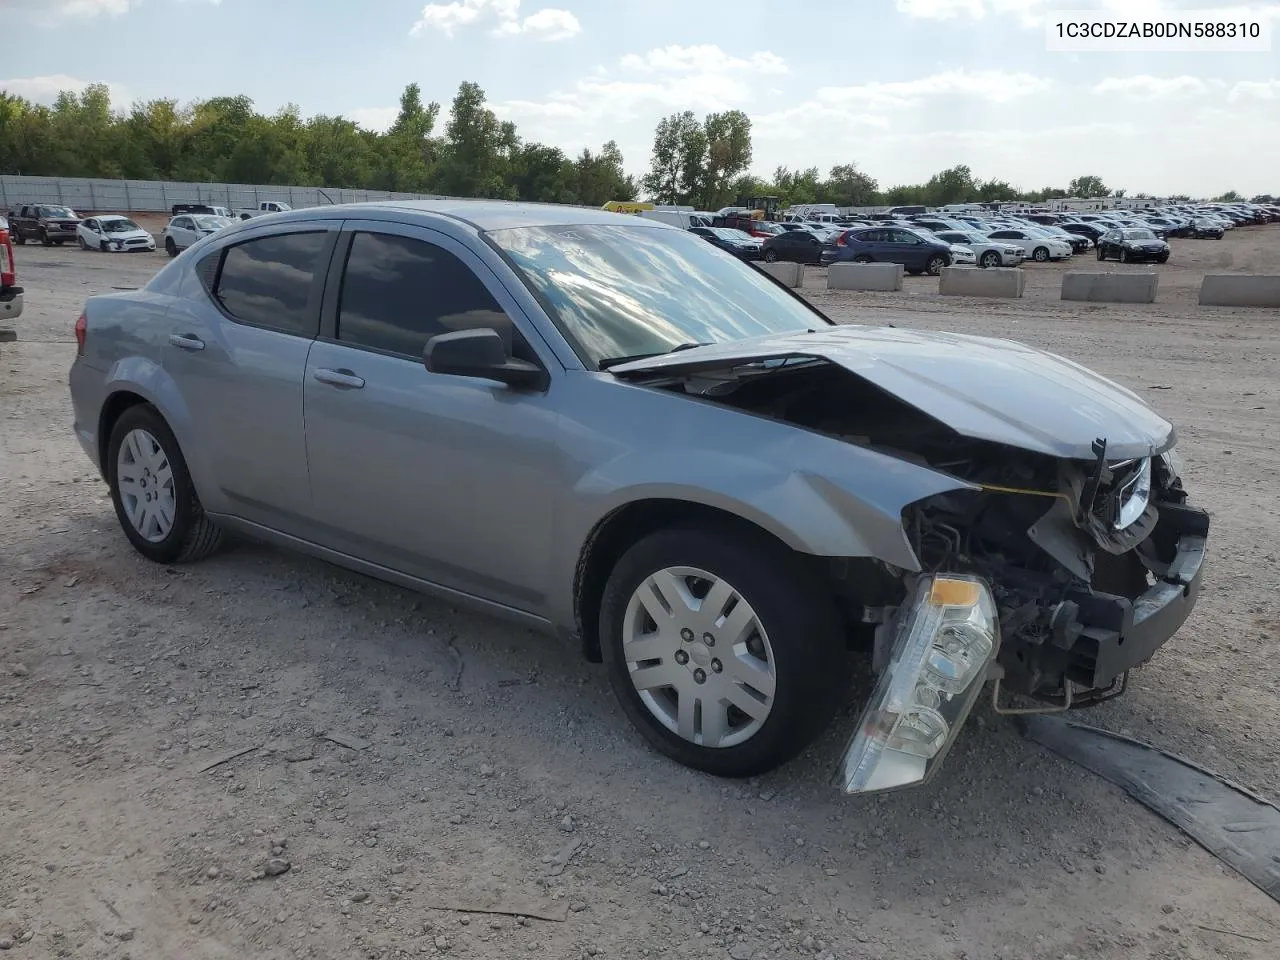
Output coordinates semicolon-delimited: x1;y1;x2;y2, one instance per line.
2;228;1278;960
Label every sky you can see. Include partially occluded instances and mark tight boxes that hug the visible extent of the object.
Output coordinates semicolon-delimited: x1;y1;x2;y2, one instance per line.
2;0;1279;197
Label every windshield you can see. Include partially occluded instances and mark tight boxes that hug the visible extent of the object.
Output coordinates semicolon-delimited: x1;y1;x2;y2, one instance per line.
43;206;76;218
489;223;828;368
1122;229;1157;240
194;216;231;229
711;227;753;241
102;218;140;233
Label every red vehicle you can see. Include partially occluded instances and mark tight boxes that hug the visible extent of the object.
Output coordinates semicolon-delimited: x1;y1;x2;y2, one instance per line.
1;216;23;334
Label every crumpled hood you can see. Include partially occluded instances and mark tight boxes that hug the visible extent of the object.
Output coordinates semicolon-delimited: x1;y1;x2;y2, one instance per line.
103;229;152;241
609;325;1175;460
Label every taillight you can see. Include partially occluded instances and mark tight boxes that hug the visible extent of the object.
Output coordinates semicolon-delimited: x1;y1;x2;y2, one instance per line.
75;313;87;355
0;229;13;287
836;232;848;246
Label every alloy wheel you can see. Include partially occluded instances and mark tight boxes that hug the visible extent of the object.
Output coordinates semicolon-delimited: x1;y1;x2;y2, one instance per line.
621;566;776;749
115;428;177;542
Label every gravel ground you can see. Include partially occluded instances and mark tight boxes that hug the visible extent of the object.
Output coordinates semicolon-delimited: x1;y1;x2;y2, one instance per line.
2;229;1278;960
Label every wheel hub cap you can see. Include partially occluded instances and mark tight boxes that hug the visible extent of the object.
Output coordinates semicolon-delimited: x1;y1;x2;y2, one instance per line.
116;428;176;543
621;566;777;749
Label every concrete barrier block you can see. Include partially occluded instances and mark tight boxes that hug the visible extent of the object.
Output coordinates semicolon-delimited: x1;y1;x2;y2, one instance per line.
758;261;805;288
1198;274;1280;308
827;262;903;292
1060;272;1159;304
939;266;1026;298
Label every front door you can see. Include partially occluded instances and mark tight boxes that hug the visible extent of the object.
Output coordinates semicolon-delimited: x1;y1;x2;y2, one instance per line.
302;221;563;616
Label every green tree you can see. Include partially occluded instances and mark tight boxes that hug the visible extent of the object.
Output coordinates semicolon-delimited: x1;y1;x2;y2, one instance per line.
437;81;516;199
575;140;636;206
821;163;878;206
1067;175;1110;198
697;110;752;209
1214;189;1243;202
641;111;707;204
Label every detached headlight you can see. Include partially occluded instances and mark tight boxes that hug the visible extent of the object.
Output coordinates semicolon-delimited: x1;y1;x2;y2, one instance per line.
836;574;999;795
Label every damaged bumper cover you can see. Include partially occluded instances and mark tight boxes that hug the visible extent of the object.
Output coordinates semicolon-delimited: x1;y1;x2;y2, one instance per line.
836;500;1209;796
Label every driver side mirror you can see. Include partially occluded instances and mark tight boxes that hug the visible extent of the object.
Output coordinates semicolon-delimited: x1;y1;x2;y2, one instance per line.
424;328;548;391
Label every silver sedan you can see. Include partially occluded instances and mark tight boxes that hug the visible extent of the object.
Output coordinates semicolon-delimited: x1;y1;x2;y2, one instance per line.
68;200;1208;794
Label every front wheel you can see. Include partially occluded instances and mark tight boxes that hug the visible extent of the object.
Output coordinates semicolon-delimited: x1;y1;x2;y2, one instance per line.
78;235;89;250
40;229;52;247
1157;254;1169;264
1096;246;1105;261
600;525;848;778
852;254;873;264
762;249;779;263
979;251;1001;268
106;405;224;564
1033;246;1049;262
926;255;946;276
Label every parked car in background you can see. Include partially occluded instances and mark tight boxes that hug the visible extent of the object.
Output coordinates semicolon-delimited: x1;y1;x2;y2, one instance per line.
1187;218;1225;239
1058;221;1107;245
1096;228;1170;263
162;214;234;256
172;203;233;219
0;216;21;326
760;229;828;264
689;226;762;260
931;230;1025;268
829;226;952;275
235;200;292;221
984;228;1072;262
77;215;157;253
7;204;81;245
66;199;1209;795
1036;225;1092;253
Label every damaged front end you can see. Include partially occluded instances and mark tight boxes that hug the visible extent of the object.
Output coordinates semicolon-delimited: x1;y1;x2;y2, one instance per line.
838;442;1208;795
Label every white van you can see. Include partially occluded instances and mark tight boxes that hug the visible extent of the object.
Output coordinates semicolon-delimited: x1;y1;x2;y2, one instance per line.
639;209;700;229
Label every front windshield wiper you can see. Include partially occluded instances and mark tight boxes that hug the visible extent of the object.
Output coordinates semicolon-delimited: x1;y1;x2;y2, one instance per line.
598;341;709;371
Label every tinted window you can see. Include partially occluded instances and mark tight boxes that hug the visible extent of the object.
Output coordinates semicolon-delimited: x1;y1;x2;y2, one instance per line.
853;229;879;242
214;231;327;335
890;229;922;244
337;232;511;358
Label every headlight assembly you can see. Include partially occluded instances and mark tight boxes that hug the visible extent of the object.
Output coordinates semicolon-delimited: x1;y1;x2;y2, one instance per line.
835;574;999;795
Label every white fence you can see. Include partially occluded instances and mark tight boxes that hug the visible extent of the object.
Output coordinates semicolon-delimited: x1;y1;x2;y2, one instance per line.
0;175;442;214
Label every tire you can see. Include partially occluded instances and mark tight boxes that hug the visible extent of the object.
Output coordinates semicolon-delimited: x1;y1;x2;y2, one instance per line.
1032;246;1049;262
1120;250;1129;264
106;404;224;564
240;214;251;221
100;240;109;253
599;524;848;778
54;238;65;245
12;230;25;245
926;255;946;276
40;228;52;247
165;236;178;258
78;235;89;250
1157;254;1169;264
906;267;923;276
852;254;874;264
762;249;779;263
979;251;1000;268
1096;246;1105;261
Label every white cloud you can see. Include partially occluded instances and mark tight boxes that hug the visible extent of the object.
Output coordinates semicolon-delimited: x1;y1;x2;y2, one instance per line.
1228;79;1280;100
410;0;581;40
1091;74;1216;99
619;44;787;76
0;74;129;107
816;69;1053;108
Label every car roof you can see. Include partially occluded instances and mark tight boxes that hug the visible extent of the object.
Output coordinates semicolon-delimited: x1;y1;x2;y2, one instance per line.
264;198;682;232
97;214;130;221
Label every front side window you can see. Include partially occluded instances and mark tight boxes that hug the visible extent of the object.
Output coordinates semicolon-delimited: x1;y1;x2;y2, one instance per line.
337;232;512;358
489;223;828;368
213;231;328;335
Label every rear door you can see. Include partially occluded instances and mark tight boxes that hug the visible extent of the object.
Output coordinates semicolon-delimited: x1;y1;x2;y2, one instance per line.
162;222;340;531
301;221;563;613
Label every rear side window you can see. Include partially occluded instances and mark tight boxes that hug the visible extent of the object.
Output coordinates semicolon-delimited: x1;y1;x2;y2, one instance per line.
213;232;328;335
337;232;513;358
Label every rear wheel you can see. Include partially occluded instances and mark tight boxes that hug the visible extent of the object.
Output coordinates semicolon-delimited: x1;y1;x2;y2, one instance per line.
852;254;873;264
599;525;847;778
12;230;25;245
763;249;779;263
106;405;224;565
926;254;946;276
979;251;1001;268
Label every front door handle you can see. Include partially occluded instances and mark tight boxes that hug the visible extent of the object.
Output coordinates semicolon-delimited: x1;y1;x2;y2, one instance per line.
313;367;365;389
168;333;205;351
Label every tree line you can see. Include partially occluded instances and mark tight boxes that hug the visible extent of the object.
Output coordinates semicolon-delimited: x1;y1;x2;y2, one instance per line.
0;80;1252;209
0;81;638;207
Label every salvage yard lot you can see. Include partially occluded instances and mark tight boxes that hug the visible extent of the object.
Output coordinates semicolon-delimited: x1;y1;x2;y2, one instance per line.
2;230;1278;960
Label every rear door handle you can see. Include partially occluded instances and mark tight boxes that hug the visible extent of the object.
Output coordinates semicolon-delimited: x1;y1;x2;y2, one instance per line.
168;333;205;351
313;367;365;389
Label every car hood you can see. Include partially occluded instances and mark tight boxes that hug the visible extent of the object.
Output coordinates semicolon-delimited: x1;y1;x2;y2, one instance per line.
103;229;152;241
608;325;1175;460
